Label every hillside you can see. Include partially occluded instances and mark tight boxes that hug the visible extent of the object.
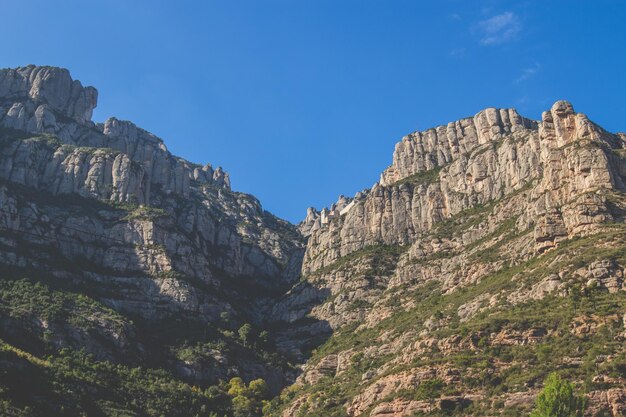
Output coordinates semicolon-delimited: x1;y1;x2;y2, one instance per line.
0;65;307;416
0;66;625;416
268;102;626;416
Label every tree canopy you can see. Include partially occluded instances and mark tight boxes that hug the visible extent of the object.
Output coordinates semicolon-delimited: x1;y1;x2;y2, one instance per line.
530;373;586;417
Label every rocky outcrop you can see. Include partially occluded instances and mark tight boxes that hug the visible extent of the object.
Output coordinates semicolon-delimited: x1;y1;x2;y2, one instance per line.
587;388;626;417
2;64;626;417
298;207;320;236
0;65;97;125
267;101;626;380
267;100;626;417
0;66;306;389
100;117;231;196
584;259;624;292
533;101;622;251
301;354;338;384
0;65;231;206
0;134;146;203
0;67;295;292
302;101;626;274
379;107;537;186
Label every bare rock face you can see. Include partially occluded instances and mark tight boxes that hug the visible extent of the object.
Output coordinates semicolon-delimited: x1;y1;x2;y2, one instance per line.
0;66;306;389
532;101;621;252
0;66;231;206
101;117;232;197
269;100;626;417
299;207;320;236
379;107;537;186
369;398;429;417
272;101;626;371
0;136;146;203
301;354;338;384
0;65;97;125
0;69;292;302
584;259;624;293
0;68;280;291
301;101;626;274
3;65;626;416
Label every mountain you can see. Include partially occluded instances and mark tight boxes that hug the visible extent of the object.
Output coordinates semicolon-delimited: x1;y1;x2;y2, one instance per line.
0;66;625;417
0;65;309;416
268;103;626;416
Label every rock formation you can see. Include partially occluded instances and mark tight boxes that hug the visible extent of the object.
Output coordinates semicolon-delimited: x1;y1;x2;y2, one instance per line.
267;100;626;417
1;65;625;417
301;101;625;274
0;66;305;393
0;65;231;205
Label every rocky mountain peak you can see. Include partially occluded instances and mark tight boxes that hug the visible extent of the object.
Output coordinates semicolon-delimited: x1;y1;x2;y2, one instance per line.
102;116;165;146
379;105;537;186
270;98;626;417
540;99;614;147
0;65;232;205
1;65;625;417
0;65;308;410
300;99;626;274
0;65;98;125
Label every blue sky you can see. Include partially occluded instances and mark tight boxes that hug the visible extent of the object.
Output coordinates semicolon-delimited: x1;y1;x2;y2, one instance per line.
2;1;625;222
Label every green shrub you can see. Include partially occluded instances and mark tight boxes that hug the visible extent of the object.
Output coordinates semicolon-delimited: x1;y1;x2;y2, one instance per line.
530;373;586;417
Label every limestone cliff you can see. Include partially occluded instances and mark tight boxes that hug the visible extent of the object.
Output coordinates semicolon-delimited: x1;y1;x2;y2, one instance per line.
0;66;305;391
267;100;626;417
2;64;626;417
301;101;625;274
0;65;230;204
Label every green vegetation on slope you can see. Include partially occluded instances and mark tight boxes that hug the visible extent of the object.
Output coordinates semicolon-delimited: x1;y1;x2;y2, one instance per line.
266;222;626;417
0;277;283;417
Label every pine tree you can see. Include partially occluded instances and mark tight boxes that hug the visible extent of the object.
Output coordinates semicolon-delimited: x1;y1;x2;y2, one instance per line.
530;373;586;417
238;323;253;347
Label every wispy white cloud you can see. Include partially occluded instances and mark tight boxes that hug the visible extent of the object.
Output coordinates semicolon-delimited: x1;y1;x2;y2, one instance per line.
448;13;462;21
477;11;521;45
448;48;466;58
515;62;542;83
514;94;551;115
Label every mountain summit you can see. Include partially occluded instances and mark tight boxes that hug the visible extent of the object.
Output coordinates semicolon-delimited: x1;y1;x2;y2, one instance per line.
1;66;625;416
